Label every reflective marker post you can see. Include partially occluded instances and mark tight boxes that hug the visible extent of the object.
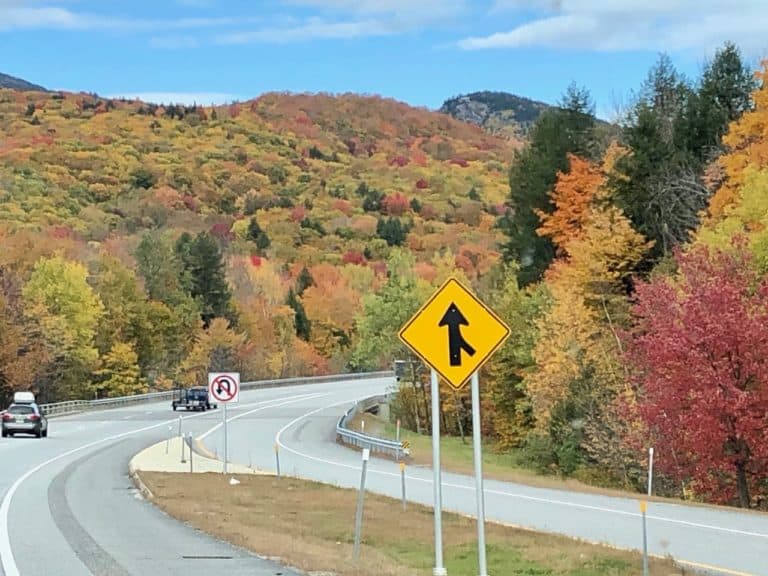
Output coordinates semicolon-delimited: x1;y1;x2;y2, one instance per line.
353;448;370;560
400;461;407;510
431;369;447;576
470;371;488;576
223;402;228;475
648;447;654;496
641;500;649;576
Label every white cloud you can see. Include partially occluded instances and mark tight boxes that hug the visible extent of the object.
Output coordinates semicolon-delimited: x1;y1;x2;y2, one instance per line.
0;3;259;32
460;0;768;54
215;0;467;45
284;0;466;20
214;17;396;44
106;92;239;105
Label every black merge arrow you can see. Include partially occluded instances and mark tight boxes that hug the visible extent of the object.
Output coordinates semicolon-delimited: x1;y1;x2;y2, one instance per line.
439;302;476;366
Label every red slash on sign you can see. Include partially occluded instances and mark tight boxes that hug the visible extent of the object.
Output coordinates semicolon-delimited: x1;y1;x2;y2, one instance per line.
208;372;240;404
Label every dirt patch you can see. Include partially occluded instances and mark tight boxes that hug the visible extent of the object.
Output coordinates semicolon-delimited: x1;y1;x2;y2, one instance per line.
138;471;687;576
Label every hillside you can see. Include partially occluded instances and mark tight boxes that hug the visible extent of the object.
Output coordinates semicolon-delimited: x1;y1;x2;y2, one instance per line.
440;91;553;138
0;87;520;401
0;89;519;266
0;72;47;92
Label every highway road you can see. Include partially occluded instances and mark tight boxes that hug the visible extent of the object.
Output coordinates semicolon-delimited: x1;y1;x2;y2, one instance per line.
2;374;767;576
200;375;768;576
0;379;373;576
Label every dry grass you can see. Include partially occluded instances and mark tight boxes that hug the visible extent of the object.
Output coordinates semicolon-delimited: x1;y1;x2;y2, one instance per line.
139;471;687;576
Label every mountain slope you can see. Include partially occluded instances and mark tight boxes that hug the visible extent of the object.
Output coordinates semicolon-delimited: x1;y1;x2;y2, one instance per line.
0;72;47;92
440;91;553;139
0;88;519;274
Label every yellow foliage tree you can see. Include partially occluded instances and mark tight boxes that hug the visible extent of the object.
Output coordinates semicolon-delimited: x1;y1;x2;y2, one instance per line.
706;62;768;219
95;341;147;398
536;154;604;256
179;317;248;386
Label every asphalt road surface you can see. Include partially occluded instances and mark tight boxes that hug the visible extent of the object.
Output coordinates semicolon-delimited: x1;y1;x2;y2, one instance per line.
0;379;372;576
200;375;768;576
3;374;767;576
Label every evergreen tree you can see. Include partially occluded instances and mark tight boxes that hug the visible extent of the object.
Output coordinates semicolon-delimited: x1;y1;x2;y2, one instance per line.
286;288;311;341
296;266;314;296
377;217;407;246
613;46;755;266
500;83;597;286
175;232;234;328
246;216;271;252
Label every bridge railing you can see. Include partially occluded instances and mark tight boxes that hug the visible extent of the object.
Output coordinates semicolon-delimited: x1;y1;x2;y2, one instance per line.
37;371;394;418
336;393;406;459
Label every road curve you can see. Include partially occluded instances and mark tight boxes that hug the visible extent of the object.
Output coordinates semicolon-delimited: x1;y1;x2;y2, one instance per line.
0;379;381;576
201;376;768;576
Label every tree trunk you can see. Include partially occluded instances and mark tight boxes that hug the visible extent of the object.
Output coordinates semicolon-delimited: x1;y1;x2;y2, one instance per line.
735;460;751;508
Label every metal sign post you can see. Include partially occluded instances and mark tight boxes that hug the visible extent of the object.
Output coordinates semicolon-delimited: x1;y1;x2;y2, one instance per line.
430;369;447;576
398;277;511;576
223;402;228;474
208;372;240;475
470;371;488;576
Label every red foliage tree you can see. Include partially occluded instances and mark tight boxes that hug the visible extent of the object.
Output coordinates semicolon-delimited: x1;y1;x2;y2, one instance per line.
389;155;409;167
415;178;429;190
209;222;234;241
332;199;353;216
382;193;410;216
624;239;768;507
342;251;366;265
290;206;307;222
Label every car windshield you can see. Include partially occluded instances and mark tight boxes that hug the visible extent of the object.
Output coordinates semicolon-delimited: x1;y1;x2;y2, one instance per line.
188;390;206;399
9;405;34;415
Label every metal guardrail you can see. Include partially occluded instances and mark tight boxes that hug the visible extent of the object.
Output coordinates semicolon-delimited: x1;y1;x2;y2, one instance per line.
336;393;406;459
36;371;394;418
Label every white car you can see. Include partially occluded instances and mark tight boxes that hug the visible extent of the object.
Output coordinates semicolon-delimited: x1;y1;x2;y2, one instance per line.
2;402;48;438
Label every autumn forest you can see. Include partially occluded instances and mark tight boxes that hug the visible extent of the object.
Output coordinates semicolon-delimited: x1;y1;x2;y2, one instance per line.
1;42;767;509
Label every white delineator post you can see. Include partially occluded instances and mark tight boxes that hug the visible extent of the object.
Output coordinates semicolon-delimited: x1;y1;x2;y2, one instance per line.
431;369;447;576
223;402;228;475
648;447;654;496
353;448;370;559
470;371;489;576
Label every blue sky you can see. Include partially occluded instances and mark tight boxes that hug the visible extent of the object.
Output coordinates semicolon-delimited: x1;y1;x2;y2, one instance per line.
2;1;767;120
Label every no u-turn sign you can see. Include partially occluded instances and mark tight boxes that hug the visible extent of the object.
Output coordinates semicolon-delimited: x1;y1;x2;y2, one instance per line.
208;372;240;404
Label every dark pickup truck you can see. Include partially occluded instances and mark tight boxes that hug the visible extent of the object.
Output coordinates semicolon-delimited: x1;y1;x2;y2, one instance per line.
171;387;217;411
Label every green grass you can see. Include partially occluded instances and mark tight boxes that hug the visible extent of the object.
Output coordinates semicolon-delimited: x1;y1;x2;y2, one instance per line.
351;413;648;497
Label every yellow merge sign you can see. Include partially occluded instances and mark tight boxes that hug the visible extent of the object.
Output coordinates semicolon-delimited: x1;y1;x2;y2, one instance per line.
398;277;511;390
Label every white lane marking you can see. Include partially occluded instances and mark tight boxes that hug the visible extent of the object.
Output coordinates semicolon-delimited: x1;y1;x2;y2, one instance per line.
0;391;317;576
196;392;330;441
275;399;768;543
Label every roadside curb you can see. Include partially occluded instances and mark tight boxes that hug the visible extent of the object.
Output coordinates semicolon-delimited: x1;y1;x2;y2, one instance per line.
128;461;155;500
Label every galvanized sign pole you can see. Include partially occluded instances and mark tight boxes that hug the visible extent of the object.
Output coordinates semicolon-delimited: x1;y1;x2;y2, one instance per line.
431;369;447;576
398;278;511;576
223;402;228;474
470;371;488;576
